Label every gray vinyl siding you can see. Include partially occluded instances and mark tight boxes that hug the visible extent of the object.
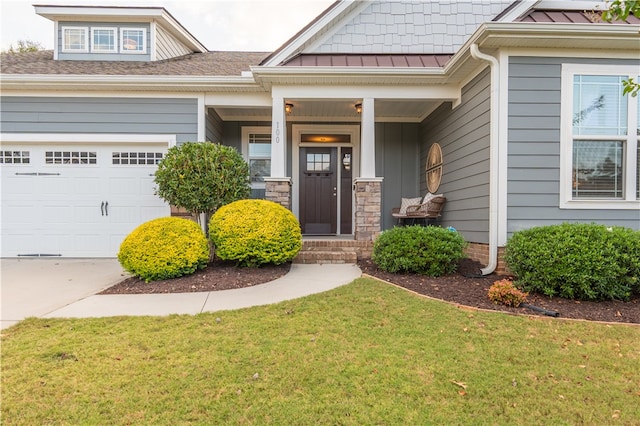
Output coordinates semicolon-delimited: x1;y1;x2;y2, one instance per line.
376;122;420;230
508;56;640;234
205;108;224;143
419;68;491;244
1;97;197;143
155;25;192;60
57;22;151;61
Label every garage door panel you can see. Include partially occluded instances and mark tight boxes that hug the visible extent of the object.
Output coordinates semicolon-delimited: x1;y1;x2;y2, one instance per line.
2;142;169;257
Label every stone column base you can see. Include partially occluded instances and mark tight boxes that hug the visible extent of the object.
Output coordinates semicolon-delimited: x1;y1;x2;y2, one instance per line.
354;177;383;241
264;177;292;210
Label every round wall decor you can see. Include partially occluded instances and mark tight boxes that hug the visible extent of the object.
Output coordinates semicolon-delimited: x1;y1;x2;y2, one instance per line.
426;143;443;193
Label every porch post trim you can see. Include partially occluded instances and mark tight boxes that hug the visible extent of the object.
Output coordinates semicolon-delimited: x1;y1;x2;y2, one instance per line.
360;97;376;179
270;96;287;178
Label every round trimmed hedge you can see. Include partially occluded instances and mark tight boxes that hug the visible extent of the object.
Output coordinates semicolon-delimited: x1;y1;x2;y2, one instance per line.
372;225;466;276
118;217;209;282
505;223;640;301
209;199;302;267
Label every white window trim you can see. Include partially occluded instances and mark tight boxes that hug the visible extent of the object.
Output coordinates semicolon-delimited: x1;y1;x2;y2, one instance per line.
61;26;89;53
242;126;272;190
90;27;117;53
120;27;147;54
560;63;639;210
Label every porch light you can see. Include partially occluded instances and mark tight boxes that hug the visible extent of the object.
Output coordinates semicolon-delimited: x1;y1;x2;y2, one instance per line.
285;103;294;113
342;153;351;170
355;103;362;114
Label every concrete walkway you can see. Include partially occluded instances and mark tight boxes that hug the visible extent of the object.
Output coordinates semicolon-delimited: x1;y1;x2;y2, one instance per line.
1;259;361;328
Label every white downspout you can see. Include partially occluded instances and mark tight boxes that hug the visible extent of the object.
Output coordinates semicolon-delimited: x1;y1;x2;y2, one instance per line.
470;43;500;275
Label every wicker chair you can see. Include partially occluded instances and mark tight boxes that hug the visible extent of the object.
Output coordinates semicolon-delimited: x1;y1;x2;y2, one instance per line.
391;195;446;226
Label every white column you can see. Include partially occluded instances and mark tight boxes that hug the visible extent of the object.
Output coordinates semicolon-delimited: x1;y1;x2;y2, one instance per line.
270;96;287;178
360;97;376;178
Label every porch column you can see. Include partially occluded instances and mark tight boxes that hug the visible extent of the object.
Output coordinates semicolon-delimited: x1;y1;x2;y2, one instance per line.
354;97;382;241
265;96;291;209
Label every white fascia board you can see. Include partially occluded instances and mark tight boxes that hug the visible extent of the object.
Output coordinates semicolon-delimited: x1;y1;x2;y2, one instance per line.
481;22;640;38
35;5;165;19
271;84;459;100
261;0;364;66
0;74;261;92
495;1;539;22
252;66;448;87
0;133;177;146
157;10;207;52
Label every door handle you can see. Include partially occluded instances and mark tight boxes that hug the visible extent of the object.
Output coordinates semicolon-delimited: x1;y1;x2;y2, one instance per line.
105;201;108;216
101;201;104;216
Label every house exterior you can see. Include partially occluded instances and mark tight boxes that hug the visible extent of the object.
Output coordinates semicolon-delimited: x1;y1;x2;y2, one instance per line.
1;1;638;273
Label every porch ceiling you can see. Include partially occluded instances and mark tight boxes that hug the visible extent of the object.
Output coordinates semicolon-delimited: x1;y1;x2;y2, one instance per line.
212;99;442;123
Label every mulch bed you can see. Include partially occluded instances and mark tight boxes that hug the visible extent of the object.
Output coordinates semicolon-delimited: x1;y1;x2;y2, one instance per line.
100;258;639;325
100;260;291;295
359;258;640;325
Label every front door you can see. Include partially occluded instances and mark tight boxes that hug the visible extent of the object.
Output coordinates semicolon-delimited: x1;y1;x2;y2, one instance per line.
299;146;352;235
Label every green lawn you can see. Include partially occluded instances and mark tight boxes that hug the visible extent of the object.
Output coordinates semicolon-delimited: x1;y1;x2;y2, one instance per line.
2;278;639;425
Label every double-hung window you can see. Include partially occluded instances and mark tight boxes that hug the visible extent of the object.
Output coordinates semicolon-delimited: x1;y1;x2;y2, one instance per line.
91;27;117;53
242;127;272;189
561;64;639;208
62;26;88;52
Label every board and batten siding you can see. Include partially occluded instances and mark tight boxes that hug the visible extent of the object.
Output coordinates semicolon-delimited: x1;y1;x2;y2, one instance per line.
420;67;491;244
507;56;639;234
155;25;192;60
0;97;198;143
376;122;420;230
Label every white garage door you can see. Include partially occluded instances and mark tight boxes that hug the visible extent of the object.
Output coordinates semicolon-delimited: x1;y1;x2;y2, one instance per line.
1;143;170;257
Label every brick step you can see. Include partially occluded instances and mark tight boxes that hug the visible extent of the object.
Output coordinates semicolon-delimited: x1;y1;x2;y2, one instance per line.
293;250;358;264
294;239;373;264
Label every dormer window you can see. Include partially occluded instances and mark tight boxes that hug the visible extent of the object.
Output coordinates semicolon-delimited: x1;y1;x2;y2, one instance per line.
120;28;146;53
62;26;88;52
91;28;117;53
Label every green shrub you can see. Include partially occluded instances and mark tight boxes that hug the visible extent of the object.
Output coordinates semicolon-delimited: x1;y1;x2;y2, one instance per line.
154;142;250;223
209;199;302;267
505;223;640;301
118;217;209;282
372;226;466;276
488;279;528;307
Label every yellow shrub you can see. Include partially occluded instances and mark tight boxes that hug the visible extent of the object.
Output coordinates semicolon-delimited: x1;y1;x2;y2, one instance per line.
209;199;302;267
118;217;209;282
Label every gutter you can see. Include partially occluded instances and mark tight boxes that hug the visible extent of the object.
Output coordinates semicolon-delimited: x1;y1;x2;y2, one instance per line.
469;43;499;276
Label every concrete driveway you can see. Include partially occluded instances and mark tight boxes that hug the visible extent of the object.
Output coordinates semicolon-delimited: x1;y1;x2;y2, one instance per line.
1;258;126;329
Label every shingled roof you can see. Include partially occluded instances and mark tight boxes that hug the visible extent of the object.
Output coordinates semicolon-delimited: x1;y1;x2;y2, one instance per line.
0;50;269;76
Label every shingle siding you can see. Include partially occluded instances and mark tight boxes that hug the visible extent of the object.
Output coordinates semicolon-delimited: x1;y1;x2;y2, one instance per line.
507;56;640;234
0;97;198;143
314;0;512;54
420;67;492;243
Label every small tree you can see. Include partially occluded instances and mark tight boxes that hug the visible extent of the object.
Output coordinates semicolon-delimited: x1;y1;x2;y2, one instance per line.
601;0;640;96
154;142;250;226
